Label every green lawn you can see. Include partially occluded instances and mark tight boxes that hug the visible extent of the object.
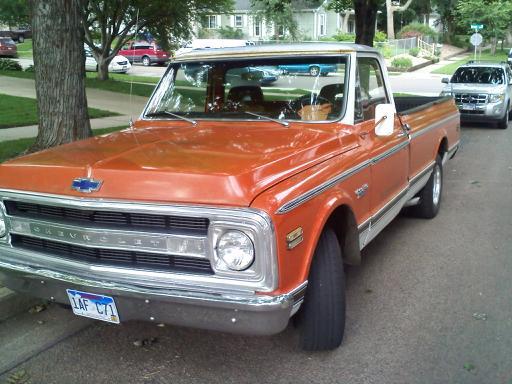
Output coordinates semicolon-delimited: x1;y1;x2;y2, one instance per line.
432;49;509;75
0;93;118;128
0;70;156;97
0;126;125;163
16;39;33;58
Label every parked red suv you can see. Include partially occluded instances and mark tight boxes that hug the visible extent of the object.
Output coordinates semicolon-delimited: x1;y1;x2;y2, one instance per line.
119;41;170;66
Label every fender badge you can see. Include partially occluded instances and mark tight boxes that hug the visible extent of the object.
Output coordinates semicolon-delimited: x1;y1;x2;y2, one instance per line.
355;183;369;199
286;227;303;250
72;178;102;193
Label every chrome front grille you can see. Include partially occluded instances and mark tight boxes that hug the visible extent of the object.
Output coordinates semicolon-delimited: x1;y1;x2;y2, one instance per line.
11;234;213;274
4;199;213;274
4;201;209;234
454;93;487;104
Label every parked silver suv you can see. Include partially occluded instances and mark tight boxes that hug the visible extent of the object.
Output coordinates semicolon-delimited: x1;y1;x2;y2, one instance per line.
441;61;512;129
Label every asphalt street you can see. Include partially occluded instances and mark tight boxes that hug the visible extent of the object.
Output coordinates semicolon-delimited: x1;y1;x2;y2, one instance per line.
1;119;511;384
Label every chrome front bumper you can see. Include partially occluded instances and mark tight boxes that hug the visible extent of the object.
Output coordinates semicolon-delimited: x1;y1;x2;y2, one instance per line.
0;246;306;336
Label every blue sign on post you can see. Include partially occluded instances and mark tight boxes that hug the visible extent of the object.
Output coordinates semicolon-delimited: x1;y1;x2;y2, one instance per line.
471;24;484;30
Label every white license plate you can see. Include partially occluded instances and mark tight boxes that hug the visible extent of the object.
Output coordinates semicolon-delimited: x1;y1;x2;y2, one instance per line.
122;66;127;69
462;104;476;111
66;289;120;324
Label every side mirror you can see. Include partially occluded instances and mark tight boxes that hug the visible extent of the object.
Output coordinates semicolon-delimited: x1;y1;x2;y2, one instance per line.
374;104;396;137
442;77;450;84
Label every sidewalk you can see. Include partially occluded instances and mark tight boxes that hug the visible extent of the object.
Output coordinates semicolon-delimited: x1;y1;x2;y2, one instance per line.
412;52;469;75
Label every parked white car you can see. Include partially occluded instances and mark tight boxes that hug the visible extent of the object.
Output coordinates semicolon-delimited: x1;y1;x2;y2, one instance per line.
85;50;131;74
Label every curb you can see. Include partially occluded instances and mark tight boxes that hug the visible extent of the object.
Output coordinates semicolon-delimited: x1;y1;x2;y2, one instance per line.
0;287;42;322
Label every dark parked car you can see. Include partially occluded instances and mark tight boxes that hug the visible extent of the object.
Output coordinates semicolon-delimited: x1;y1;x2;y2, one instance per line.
0;37;17;58
118;42;170;66
0;28;31;43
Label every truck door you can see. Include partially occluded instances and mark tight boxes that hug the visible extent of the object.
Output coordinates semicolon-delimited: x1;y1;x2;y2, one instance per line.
355;57;409;247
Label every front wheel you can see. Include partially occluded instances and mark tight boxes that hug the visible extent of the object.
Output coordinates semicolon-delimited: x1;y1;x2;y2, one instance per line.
309;66;320;76
296;227;346;351
142;56;151;66
498;104;509;129
413;154;443;219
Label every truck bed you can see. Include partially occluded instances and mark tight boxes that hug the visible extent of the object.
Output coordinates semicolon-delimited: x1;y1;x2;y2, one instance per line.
395;96;450;115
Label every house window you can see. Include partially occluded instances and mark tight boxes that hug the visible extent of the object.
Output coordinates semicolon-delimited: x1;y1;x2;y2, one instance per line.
278;25;286;36
254;20;261;36
348;20;355;34
235;15;243;28
207;15;218;29
319;14;326;36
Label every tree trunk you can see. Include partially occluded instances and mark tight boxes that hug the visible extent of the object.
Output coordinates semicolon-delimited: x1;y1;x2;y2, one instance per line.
386;0;395;40
96;56;110;81
354;0;378;46
30;0;91;152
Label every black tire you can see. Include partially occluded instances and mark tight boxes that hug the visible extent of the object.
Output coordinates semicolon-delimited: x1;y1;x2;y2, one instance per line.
413;154;443;219
309;66;320;76
297;227;345;351
498;104;509;129
142;56;151;66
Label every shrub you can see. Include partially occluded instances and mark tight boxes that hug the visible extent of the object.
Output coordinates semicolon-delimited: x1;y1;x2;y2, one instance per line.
0;58;22;71
391;56;413;69
218;26;244;39
24;65;35;72
332;31;355;42
409;47;420;57
373;30;387;43
398;22;437;40
379;45;394;59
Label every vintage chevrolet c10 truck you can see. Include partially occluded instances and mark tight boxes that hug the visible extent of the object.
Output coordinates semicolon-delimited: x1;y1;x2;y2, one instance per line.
0;43;460;351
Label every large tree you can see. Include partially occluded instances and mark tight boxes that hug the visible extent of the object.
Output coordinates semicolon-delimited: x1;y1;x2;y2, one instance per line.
81;0;233;80
385;0;414;39
30;0;91;151
431;0;457;44
456;0;512;54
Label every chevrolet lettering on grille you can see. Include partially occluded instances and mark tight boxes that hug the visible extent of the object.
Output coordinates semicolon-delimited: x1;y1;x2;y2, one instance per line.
71;178;102;193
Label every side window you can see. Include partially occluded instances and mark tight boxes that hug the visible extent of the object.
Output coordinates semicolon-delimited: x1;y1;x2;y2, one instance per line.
354;57;388;122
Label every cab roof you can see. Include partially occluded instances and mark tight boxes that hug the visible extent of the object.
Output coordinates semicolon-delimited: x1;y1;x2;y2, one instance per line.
173;42;378;62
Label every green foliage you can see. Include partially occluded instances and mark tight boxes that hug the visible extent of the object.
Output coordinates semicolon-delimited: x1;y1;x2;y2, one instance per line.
332;31;355;42
456;0;512;47
373;30;387;43
409;47;420;57
379;45;394;59
0;0;29;27
0;59;22;71
391;56;413;69
250;0;300;40
398;22;437;40
24;64;34;72
218;26;244;39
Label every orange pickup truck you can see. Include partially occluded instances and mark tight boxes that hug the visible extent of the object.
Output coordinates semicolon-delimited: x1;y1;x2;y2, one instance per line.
0;44;460;351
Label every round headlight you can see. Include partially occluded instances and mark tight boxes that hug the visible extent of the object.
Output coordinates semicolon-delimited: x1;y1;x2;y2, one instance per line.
216;231;255;271
0;215;6;238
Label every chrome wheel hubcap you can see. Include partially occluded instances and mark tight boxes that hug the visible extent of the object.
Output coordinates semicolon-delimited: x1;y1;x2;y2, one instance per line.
432;165;441;206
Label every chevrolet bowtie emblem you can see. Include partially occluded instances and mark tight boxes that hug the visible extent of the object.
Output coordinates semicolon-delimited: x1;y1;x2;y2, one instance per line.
71;178;102;193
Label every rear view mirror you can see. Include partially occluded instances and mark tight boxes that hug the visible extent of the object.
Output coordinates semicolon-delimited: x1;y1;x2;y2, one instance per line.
374;104;396;137
442;77;450;84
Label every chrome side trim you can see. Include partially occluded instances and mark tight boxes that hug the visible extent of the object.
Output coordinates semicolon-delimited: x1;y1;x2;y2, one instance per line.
276;159;372;214
410;114;459;140
371;140;409;164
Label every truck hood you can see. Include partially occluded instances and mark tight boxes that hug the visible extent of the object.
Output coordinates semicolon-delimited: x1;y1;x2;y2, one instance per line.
0;121;358;207
443;83;506;94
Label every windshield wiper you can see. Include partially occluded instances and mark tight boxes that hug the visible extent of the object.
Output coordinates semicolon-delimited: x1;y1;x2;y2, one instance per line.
145;111;197;126
244;111;289;127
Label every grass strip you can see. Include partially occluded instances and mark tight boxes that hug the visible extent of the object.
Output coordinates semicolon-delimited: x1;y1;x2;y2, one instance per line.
0;93;118;128
0;126;125;163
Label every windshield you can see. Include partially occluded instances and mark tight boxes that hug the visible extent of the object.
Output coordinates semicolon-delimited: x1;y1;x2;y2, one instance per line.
144;56;349;122
451;67;505;84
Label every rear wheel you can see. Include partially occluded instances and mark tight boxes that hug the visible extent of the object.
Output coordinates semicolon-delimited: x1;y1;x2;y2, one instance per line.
296;227;345;351
413;154;443;219
142;56;151;66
